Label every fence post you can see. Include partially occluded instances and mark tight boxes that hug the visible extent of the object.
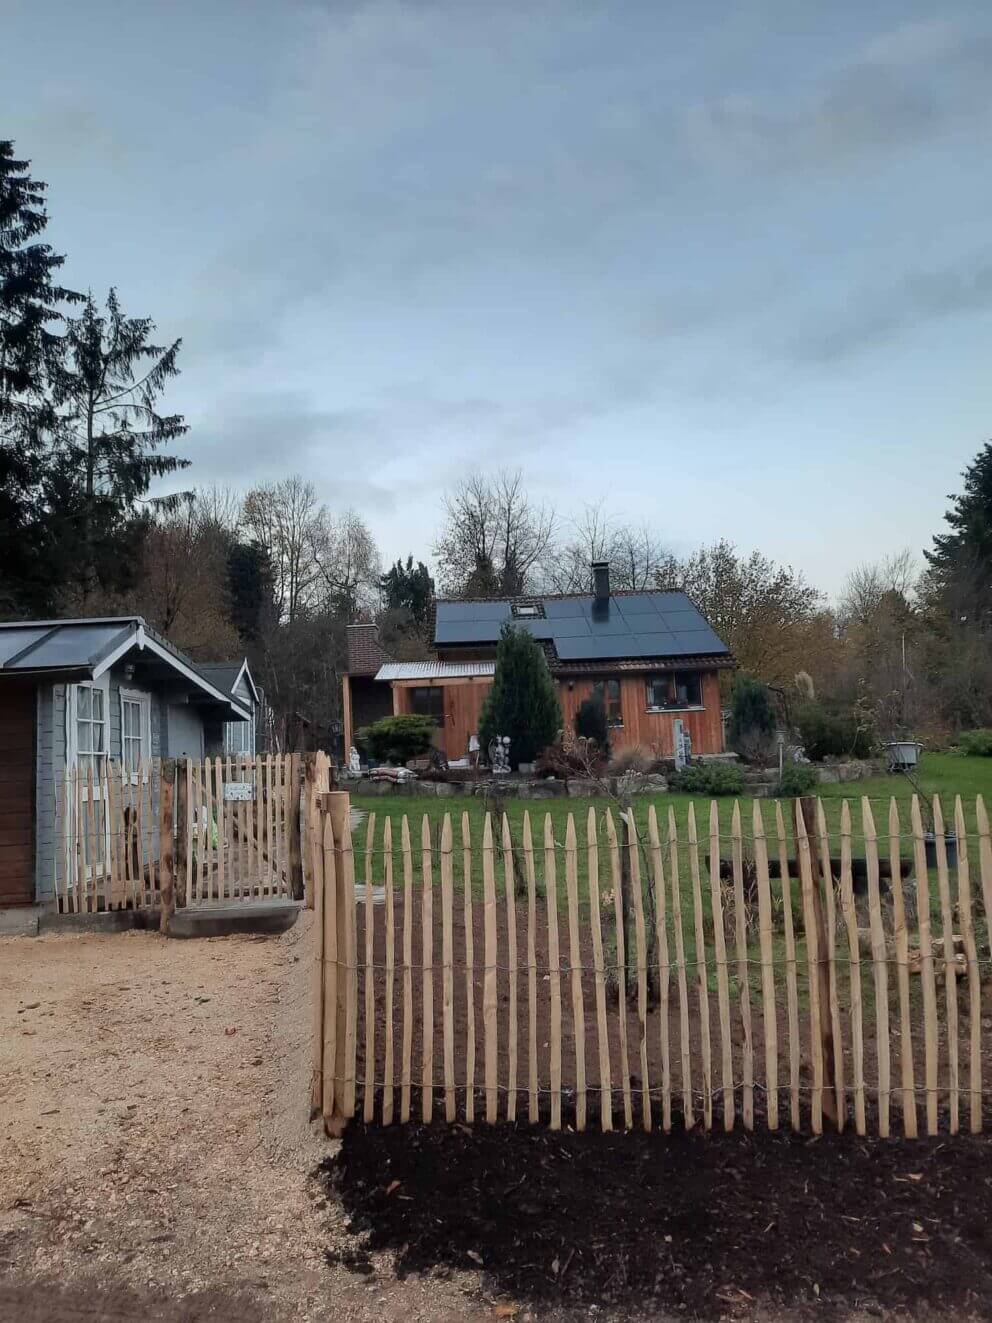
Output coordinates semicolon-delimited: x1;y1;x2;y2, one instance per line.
323;789;352;1135
303;754;317;909
175;758;189;909
799;796;838;1129
288;752;304;901
158;759;177;935
311;788;327;1119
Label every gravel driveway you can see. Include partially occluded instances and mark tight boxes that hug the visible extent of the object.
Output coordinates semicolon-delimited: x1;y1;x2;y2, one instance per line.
0;916;484;1322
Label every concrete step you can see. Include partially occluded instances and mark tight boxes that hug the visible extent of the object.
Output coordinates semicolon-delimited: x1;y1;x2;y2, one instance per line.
0;906;42;937
169;900;303;940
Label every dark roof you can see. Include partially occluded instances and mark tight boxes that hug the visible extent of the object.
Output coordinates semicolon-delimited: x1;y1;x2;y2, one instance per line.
434;591;732;666
0;617;250;718
197;661;243;693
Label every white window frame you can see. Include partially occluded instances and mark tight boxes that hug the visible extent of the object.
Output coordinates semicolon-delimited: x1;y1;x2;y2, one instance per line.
224;712;255;756
66;675;110;772
119;687;152;783
65;676;112;880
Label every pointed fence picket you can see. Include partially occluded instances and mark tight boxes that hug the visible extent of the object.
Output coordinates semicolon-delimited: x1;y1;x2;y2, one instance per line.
311;791;992;1141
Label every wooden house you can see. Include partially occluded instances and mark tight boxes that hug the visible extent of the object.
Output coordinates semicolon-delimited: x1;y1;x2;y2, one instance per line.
342;563;734;765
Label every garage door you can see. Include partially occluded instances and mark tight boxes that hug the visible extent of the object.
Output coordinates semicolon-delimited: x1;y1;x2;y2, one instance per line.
0;679;36;906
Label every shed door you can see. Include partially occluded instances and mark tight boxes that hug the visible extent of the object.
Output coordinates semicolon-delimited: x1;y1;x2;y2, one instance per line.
0;679;36;906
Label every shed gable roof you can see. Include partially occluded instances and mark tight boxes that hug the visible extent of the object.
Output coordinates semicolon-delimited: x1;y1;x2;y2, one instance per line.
0;617;251;718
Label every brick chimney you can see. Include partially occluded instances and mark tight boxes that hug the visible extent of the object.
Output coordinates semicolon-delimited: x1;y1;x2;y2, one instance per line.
346;622;387;676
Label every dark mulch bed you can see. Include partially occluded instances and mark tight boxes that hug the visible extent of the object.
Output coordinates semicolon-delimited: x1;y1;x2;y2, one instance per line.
321;1112;992;1319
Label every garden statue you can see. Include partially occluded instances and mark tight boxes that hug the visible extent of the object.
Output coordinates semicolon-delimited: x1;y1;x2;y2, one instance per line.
489;735;511;775
348;746;361;775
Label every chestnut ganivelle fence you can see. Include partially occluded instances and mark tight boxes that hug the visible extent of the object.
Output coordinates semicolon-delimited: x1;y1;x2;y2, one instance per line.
310;791;992;1139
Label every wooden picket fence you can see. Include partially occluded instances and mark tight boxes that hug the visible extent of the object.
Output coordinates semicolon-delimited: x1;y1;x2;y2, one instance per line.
54;751;331;914
311;792;992;1139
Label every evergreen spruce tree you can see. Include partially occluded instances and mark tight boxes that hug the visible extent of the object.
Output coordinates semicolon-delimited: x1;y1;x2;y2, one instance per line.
0;139;80;613
48;288;190;599
925;441;992;623
380;554;434;628
478;625;562;768
228;540;276;644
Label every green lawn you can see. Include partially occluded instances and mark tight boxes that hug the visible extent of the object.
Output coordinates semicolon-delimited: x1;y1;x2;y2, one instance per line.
344;753;992;1019
348;753;992;896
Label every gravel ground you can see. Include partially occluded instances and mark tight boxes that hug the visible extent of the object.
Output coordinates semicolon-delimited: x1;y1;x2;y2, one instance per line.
0;915;486;1322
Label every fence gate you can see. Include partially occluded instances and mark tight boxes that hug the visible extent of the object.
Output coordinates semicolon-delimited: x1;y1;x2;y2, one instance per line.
311;790;992;1140
56;751;333;916
184;754;295;904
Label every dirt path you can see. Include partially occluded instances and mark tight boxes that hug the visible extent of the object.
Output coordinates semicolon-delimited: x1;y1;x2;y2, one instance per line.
0;918;485;1322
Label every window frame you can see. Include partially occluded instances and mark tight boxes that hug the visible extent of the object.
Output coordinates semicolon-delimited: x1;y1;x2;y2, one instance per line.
224;714;255;756
65;677;112;881
119;687;152;781
645;670;704;712
593;677;624;728
67;677;110;775
410;686;445;721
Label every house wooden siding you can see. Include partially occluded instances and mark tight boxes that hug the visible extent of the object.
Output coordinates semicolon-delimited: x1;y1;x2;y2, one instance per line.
0;679;37;906
558;670;724;757
391;677;492;765
387;669;725;763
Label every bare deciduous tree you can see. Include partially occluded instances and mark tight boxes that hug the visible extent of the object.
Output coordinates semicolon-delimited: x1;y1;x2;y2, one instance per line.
544;502;667;592
312;508;381;615
433;468;555;597
242;476;324;623
838;549;918;629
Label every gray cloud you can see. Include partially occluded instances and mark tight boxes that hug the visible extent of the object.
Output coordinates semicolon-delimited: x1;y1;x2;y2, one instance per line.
683;21;992;175
790;256;992;363
187;381;629;503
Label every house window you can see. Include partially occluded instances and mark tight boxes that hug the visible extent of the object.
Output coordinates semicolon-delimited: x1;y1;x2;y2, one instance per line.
593;678;624;727
120;690;151;772
646;671;703;710
224;716;255;755
410;687;444;721
74;683;107;773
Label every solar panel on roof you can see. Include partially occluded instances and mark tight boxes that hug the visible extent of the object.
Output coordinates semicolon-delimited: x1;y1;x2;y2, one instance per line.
614;594;660;616
658;610;706;629
543;598;587;618
623;633;673;657
550;619;591;638
473;602;511;620
435;590;729;659
586;611;629;635
663;630;725;655
435;620;501;644
517;619;554;640
439;601;477;621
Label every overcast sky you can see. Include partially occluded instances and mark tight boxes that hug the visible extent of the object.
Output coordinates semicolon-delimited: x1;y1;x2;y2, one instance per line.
5;0;992;597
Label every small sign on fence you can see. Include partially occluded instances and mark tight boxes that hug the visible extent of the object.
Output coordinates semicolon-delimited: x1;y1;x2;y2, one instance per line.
223;781;256;801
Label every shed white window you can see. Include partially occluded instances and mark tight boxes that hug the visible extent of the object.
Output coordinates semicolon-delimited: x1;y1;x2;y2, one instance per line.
120;689;152;773
224;715;254;755
71;682;108;773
